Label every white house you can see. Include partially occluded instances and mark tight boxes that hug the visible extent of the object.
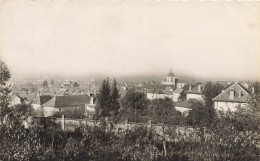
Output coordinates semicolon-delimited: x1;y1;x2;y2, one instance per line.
175;99;197;116
146;89;165;100
212;82;252;112
185;83;204;101
147;87;184;102
164;87;184;102
176;79;188;88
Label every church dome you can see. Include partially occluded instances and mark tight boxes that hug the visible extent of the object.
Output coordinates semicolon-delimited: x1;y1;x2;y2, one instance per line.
167;69;175;77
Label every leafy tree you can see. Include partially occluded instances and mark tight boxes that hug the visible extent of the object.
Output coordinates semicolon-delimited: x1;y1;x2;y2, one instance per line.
0;60;11;123
42;79;48;88
110;79;120;116
0;60;46;160
149;98;181;124
121;88;148;111
178;91;186;102
186;100;209;126
72;81;79;87
0;60;11;85
202;82;224;119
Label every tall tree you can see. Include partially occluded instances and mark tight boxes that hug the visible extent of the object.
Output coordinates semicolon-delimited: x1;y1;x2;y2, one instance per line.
122;88;147;110
186;100;209;126
178;91;186;102
110;79;120;116
202;82;224;119
150;98;181;124
0;60;11;86
96;78;111;117
42;79;48;88
0;60;11;123
252;81;260;96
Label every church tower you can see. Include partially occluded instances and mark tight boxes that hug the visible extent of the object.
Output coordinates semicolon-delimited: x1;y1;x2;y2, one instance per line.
162;68;175;86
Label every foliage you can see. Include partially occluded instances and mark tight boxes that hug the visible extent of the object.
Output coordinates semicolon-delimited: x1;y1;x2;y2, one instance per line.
1;61;260;161
0;60;11;85
95;78;111;117
121;88;148;111
110;79;120;116
53;107;86;119
185;100;209;127
149;98;182;125
95;78;120;117
178;91;186;102
0;60;12;123
202;82;224;119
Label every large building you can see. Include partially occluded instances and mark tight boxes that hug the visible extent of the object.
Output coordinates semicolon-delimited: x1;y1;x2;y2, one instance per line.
161;69;188;88
146;86;184;102
162;69;176;86
185;83;204;101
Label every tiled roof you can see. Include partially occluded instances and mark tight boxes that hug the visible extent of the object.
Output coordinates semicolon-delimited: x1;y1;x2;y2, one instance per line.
212;82;252;103
33;95;53;105
146;88;165;94
175;99;198;108
164;90;173;95
164;86;173;92
176;79;188;84
173;88;184;94
164;87;173;95
43;95;90;107
16;93;37;102
185;83;204;94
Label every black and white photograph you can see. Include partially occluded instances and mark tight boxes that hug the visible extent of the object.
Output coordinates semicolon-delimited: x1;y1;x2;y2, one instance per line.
0;1;260;160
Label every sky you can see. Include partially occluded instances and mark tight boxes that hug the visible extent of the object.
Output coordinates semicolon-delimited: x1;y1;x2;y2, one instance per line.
0;1;260;81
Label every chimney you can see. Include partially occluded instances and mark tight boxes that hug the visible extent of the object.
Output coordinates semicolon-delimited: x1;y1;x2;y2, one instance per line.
198;84;202;92
230;88;234;99
189;85;192;91
90;94;94;105
252;87;255;94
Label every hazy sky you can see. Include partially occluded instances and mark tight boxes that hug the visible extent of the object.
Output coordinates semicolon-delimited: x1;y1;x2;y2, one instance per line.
0;1;259;80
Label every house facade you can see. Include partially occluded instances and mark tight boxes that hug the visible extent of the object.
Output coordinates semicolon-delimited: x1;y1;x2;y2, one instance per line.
185;83;204;101
212;82;252;112
175;98;197;116
42;94;90;117
146;87;184;102
147;89;165;100
32;95;53;116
